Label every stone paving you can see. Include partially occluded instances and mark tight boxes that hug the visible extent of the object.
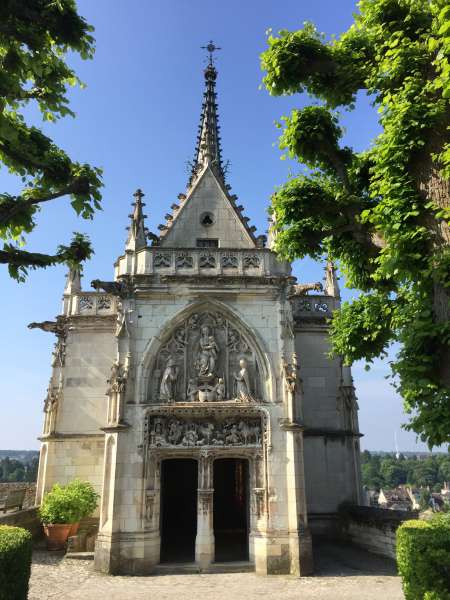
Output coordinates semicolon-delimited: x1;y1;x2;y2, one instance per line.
29;542;404;600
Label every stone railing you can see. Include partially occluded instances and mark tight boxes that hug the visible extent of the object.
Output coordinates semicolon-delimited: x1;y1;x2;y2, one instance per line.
291;294;339;319
67;292;118;317
115;247;290;278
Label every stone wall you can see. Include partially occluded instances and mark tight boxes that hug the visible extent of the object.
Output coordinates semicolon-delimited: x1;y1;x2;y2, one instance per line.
339;505;418;559
0;507;41;539
0;482;36;508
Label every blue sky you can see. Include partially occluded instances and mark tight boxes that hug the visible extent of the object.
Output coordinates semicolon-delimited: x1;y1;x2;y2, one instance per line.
0;0;437;451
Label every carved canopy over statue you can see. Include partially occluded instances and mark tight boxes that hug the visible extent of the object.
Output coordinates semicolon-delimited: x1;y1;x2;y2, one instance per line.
148;311;263;403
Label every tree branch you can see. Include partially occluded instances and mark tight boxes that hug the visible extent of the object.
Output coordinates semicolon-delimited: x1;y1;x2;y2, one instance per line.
0;180;87;226
0;247;61;268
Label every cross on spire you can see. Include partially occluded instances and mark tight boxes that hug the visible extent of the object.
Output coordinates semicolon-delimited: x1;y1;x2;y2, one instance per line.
201;40;221;65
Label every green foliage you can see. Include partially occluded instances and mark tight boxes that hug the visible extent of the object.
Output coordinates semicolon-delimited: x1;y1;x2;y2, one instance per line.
261;0;450;447
0;0;103;280
64;479;98;520
0;456;38;482
396;518;450;600
0;526;32;600
361;450;450;490
39;479;98;524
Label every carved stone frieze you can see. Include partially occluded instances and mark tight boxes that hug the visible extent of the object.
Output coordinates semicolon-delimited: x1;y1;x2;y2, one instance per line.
199;254;216;268
153;252;171;268
97;295;112;310
145;414;262;448
176;253;194;268
243;254;260;268
221;254;238;269
79;295;94;311
149;311;262;403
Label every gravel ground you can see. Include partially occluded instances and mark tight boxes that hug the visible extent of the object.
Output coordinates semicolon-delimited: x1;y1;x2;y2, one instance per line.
29;541;404;600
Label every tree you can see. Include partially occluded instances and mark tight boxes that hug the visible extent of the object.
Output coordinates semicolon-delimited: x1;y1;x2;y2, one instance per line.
380;457;408;487
411;458;439;487
0;0;102;281
438;456;450;481
261;0;450;446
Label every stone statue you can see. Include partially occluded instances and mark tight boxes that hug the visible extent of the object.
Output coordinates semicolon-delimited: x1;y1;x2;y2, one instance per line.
187;378;198;402
160;357;178;401
282;353;298;395
215;378;225;401
234;358;252;401
194;325;218;378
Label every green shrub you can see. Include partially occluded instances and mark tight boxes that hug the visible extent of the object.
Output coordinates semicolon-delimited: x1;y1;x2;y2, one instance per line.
0;526;32;600
39;480;99;524
397;518;450;600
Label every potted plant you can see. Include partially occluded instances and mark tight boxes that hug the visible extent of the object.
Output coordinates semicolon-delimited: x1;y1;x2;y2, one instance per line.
64;480;99;536
39;480;98;550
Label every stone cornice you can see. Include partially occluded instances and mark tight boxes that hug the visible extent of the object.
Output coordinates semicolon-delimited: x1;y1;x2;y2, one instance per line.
303;428;363;439
38;432;105;441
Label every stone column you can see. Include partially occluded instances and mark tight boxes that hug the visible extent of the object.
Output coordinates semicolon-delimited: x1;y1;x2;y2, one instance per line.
195;452;215;567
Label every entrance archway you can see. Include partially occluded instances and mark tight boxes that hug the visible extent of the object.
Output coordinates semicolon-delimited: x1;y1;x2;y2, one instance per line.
160;458;198;563
213;458;249;562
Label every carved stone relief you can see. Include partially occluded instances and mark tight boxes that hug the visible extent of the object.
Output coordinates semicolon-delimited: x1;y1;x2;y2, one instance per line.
149;312;262;403
145;414;262;448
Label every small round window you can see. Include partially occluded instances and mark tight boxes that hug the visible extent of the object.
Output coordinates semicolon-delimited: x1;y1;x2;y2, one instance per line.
200;211;215;227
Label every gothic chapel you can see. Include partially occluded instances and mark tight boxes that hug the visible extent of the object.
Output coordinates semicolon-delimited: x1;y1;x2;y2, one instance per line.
34;47;362;576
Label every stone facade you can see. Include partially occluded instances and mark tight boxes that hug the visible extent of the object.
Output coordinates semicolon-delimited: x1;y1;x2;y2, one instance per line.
34;55;362;576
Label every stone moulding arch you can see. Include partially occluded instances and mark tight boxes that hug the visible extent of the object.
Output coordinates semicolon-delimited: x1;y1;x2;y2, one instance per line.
135;298;276;405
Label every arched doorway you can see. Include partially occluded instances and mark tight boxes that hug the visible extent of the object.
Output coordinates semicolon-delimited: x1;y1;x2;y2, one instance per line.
213;458;249;562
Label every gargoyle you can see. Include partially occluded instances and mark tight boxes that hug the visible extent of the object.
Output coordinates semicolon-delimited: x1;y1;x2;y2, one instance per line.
147;231;160;246
28;321;65;335
288;282;323;296
90;279;128;296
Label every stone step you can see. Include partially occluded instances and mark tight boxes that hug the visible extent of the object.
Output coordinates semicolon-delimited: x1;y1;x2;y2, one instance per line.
152;561;254;575
65;552;95;561
203;561;255;574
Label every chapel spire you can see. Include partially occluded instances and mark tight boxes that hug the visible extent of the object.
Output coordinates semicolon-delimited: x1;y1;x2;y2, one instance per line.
189;41;224;187
125;188;148;251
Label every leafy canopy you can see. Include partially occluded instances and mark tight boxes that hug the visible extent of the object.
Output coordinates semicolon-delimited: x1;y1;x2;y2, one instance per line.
261;0;450;447
0;0;103;281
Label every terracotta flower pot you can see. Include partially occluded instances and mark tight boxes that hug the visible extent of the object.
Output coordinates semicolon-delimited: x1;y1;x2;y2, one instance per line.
43;524;72;550
69;522;80;536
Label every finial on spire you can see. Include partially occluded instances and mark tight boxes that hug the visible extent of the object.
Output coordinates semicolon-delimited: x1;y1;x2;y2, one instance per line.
64;265;81;295
125;188;147;252
324;260;341;299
